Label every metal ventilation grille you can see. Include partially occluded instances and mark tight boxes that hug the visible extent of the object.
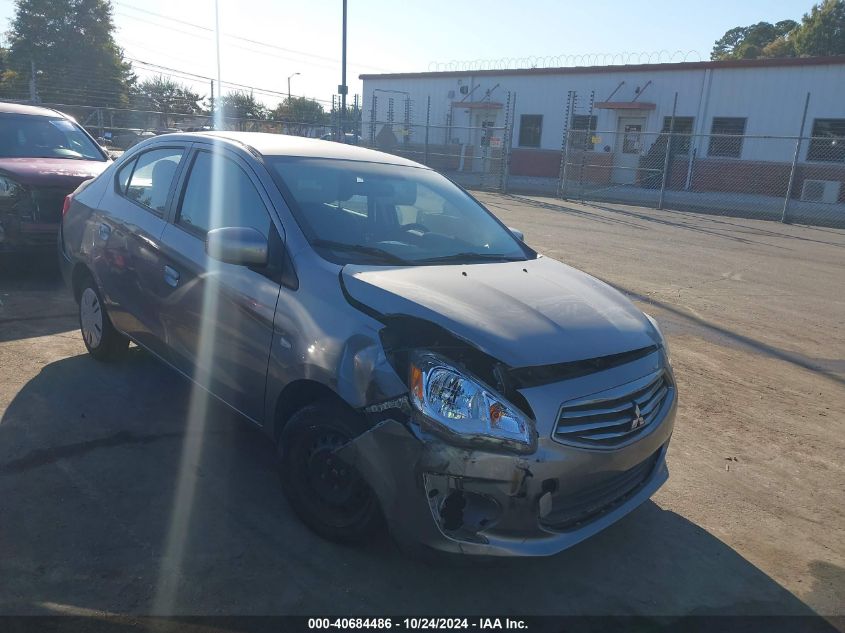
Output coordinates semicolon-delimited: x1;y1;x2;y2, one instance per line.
554;370;671;446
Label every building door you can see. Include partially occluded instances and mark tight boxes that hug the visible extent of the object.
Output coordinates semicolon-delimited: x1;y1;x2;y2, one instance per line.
612;116;646;185
471;112;498;173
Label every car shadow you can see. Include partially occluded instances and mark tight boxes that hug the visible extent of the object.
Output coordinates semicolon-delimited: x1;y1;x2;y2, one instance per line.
0;252;77;342
0;351;835;622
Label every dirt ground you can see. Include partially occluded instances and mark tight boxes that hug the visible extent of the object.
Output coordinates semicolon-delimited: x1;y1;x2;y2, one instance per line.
0;194;843;620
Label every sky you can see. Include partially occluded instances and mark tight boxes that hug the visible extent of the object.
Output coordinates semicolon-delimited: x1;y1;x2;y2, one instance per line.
0;0;817;108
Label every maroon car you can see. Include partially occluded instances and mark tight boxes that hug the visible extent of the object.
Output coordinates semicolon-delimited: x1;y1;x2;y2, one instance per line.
0;102;110;252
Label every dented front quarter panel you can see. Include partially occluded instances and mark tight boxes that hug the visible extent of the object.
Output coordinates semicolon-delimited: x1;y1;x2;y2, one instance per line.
262;248;408;430
338;350;676;557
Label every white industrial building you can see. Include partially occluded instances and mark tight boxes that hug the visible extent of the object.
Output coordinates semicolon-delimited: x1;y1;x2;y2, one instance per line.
360;57;845;208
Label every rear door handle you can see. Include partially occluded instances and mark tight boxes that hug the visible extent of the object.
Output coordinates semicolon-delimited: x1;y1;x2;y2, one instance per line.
163;265;180;287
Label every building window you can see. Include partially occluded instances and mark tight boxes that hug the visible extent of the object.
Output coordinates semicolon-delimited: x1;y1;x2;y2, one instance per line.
708;117;746;158
570;114;598;150
518;115;543;147
808;119;845;163
662;116;694;154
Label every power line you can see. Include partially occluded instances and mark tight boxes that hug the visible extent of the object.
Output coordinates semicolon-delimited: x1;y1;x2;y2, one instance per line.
114;1;393;73
128;58;335;104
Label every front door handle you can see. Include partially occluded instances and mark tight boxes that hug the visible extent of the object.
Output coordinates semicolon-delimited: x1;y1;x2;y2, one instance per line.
163;265;180;287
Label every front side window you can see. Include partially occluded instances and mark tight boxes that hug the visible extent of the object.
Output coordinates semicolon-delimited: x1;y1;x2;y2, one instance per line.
808;119;845;163
178;151;271;237
518;115;543;148
269;157;531;266
708;117;746;158
123;148;184;214
0;113;106;161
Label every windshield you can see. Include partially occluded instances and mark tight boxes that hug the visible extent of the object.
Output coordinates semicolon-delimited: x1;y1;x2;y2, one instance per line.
0;114;106;161
269;157;532;265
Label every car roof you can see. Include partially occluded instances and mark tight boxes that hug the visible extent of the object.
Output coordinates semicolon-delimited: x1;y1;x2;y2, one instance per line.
162;131;429;169
0;101;68;118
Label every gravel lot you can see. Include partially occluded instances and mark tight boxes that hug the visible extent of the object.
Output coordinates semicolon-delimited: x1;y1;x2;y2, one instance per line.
1;194;843;620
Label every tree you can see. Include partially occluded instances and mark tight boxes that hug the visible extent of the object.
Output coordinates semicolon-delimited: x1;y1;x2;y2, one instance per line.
130;76;204;129
710;1;845;60
6;0;134;106
269;96;327;135
270;96;327;124
792;0;845;56
0;47;11;98
218;91;267;129
711;20;798;60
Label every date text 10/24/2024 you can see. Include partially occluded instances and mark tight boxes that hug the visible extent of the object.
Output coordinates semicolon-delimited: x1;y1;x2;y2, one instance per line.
307;618;528;630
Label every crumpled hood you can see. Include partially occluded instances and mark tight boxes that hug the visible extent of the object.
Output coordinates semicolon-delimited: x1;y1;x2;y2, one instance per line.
342;256;659;368
0;158;108;188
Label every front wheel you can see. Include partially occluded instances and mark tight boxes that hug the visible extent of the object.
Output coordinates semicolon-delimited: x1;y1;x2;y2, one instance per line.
78;277;129;361
279;401;383;543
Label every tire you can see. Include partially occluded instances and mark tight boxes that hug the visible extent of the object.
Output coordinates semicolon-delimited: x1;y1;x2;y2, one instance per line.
77;275;129;361
278;401;383;544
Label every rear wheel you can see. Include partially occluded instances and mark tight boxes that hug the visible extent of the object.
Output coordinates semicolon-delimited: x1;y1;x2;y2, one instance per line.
78;277;129;361
279;401;383;543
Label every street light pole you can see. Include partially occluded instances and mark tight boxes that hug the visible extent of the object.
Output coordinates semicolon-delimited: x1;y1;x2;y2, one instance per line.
339;0;348;141
287;72;300;103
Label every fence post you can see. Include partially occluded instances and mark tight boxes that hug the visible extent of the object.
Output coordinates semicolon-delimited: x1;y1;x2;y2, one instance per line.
782;91;811;224
369;94;377;146
502;91;516;194
403;96;411;146
424;96;431;166
558;91;574;198
579;91;595;202
658;92;678;210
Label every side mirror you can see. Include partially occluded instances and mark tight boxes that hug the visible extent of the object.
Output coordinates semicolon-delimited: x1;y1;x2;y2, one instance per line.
508;227;525;242
206;226;268;266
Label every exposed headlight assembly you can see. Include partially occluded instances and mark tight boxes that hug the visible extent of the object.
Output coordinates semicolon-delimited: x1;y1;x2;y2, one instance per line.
0;175;21;199
408;352;536;453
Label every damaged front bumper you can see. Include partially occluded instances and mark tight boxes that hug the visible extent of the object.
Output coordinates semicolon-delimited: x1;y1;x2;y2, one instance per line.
339;388;676;557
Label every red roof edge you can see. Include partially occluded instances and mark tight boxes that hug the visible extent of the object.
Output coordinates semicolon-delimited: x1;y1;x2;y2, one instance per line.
360;55;845;80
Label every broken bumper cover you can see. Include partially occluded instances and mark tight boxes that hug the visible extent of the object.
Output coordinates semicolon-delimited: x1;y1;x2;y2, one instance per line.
339;396;675;557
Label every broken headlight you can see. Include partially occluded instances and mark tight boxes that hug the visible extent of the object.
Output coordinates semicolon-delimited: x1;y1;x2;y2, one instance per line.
0;175;21;199
408;352;536;453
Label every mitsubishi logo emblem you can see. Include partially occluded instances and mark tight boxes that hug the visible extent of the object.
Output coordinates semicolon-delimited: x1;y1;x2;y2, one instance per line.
630;403;645;430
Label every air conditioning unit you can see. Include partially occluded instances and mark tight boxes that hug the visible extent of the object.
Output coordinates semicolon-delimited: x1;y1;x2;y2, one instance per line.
801;179;841;204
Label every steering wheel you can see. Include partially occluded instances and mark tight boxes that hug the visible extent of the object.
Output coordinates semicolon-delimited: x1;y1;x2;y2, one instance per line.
402;223;430;234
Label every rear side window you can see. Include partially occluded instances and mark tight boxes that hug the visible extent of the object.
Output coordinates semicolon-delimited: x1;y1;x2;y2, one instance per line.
120;148;184;214
178;151;270;237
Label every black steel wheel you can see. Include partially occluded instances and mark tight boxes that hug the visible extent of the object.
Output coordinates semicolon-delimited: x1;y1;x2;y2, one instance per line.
279;401;383;543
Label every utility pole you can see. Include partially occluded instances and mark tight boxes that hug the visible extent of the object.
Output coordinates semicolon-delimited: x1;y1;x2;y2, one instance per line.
213;0;223;130
209;79;215;128
29;60;39;104
339;0;348;142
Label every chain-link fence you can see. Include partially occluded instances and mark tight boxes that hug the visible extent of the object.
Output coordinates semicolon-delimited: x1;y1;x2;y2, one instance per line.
511;128;845;227
359;92;515;192
10;100;340;151
8;94;844;227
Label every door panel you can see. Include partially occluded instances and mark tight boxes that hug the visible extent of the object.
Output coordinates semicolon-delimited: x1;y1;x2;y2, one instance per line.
156;149;281;422
93;146;187;359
